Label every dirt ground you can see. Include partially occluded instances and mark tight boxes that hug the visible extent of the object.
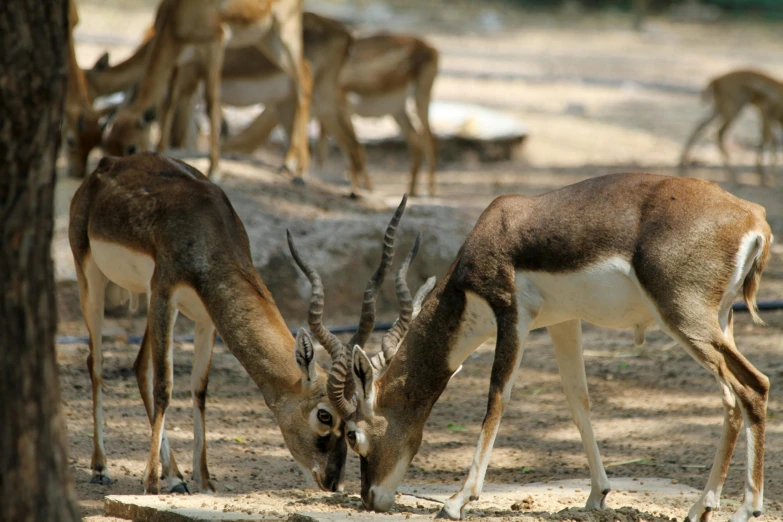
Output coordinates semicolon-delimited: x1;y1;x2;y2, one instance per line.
60;1;783;520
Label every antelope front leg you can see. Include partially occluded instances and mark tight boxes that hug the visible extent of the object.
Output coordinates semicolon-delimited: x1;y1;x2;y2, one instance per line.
392;111;423;198
191;322;216;493
438;308;533;520
134;325;188;493
679;111;717;176
157;65;182;155
202;38;224;180
257;12;312;179
549;320;611;509
143;288;178;494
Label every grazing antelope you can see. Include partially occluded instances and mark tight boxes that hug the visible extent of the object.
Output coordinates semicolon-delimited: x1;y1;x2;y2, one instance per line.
85;27;155;101
680;69;783;186
320;173;771;522
68;152;408;494
63;0;105;178
103;0;313;180
230;33;439;196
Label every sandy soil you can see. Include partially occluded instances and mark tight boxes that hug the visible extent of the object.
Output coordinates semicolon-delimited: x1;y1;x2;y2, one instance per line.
60;1;783;520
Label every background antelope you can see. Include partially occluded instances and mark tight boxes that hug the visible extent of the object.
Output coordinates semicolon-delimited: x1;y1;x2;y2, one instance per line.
103;0;313;180
82;13;370;194
172;12;371;194
318;173;771;522
63;0;106;178
230;32;439;196
680;69;783;186
68;152;407;494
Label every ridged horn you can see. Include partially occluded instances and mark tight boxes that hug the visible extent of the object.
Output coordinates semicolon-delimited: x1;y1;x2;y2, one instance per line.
374;233;421;368
347;194;408;349
287;230;344;361
327;347;357;419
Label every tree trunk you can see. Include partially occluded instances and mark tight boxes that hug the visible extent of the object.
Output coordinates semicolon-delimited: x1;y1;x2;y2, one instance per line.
0;1;82;521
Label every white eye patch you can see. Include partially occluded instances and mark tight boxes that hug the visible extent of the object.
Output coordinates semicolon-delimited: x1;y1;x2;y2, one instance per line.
346;421;369;456
354;429;369;456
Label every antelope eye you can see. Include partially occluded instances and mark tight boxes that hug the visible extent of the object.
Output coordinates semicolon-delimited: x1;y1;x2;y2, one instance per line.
66;136;77;149
347;431;357;445
316;409;332;425
126;144;137;155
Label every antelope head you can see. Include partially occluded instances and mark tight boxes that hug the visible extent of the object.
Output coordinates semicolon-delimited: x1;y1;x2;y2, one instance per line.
104;105;156;157
290;196;435;511
64;108;107;178
341;250;435;512
286;195;433;498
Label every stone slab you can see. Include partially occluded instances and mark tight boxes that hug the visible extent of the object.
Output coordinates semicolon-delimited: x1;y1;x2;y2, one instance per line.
105;495;276;522
105;479;703;522
105;495;430;522
399;477;701;508
289;514;428;522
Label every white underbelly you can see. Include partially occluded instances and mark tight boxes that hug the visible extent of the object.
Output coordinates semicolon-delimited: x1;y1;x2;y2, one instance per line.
524;258;655;330
89;239;210;323
221;76;292;107
347;90;407;118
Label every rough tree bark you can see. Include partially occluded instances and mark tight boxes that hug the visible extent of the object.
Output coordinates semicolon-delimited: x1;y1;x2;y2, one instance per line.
0;1;82;521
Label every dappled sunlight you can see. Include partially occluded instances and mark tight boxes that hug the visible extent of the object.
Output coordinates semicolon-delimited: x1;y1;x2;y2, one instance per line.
51;2;783;520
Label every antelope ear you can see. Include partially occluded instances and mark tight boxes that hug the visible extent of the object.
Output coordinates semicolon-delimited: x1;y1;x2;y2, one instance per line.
352;345;376;415
294;328;317;389
93;52;110;71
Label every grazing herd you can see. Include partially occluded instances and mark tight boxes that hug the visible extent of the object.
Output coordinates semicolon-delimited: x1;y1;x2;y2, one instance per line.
64;1;777;521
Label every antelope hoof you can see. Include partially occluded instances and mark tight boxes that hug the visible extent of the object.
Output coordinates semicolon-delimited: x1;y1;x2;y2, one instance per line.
143;475;160;495
436;501;465;520
585;487;609;509
292;176;306;186
752;511;762;518
169;482;191;495
700;506;713;522
90;473;112;486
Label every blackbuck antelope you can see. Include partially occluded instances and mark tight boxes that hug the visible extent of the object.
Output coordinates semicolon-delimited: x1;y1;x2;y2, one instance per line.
323;173;772;522
680;69;783;187
68;152;409;494
103;0;313;180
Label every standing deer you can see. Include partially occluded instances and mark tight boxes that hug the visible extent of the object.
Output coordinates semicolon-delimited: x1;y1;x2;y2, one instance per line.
680;69;783;186
318;173;771;522
102;0;312;180
68;152;409;494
